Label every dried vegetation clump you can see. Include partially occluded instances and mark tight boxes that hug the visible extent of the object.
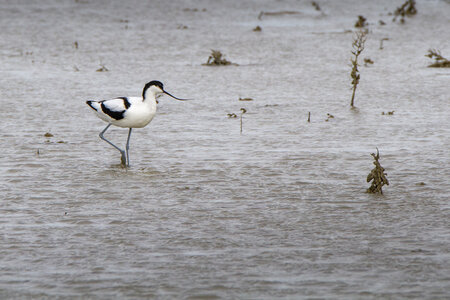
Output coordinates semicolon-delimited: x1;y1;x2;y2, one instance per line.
355;15;368;28
392;0;417;23
366;148;389;194
425;49;450;68
203;50;236;66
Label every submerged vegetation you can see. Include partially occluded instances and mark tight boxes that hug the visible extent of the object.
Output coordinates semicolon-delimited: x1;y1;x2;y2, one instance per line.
425;49;450;68
350;30;367;108
366;148;389;194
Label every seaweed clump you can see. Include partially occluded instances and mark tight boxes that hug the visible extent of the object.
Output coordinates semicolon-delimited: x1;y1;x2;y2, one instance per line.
366;148;389;194
392;0;417;23
425;49;450;68
203;50;235;66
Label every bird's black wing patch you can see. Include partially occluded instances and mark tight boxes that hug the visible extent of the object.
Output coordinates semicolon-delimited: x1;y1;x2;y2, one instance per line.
100;101;125;120
117;97;131;109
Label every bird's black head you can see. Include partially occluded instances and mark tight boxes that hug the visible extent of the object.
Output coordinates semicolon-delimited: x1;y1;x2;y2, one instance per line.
143;80;164;98
142;80;190;101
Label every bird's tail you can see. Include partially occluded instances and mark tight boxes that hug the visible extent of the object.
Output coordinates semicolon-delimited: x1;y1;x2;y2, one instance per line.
86;100;99;111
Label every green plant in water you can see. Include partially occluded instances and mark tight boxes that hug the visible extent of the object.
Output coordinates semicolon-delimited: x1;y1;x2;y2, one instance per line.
366;148;389;194
350;30;367;108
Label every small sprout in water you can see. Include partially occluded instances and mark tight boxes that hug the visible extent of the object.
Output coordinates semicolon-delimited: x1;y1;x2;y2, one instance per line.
355;15;368;28
311;1;321;11
379;38;389;50
239;97;253;101
253;25;262;32
36;149;40;155
240;108;247;134
307;111;311;123
74;41;78;49
366;148;389;194
227;113;237;118
73;65;79;72
44;132;54;138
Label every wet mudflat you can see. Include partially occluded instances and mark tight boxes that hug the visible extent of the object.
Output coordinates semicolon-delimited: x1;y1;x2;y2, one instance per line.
0;0;449;298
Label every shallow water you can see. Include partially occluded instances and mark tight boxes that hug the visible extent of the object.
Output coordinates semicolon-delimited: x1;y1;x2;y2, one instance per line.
1;0;449;298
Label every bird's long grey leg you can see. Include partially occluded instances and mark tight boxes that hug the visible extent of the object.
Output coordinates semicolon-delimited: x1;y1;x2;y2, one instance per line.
99;124;126;165
125;128;132;167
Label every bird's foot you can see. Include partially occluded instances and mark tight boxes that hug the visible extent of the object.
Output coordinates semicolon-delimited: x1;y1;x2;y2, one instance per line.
120;151;127;167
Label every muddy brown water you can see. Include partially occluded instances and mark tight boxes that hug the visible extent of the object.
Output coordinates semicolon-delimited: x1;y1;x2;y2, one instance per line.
1;0;449;298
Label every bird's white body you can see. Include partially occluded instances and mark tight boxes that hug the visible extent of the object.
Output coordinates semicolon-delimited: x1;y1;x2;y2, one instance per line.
87;84;162;128
88;96;157;128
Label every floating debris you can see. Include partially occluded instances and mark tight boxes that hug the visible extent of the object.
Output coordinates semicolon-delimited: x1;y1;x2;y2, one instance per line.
227;113;237;118
355;15;368;28
203;50;236;66
258;11;301;20
239;97;253;101
74;41;78;49
96;64;109;72
253;25;262;32
381;111;395;115
325;113;334;122
366;148;389;194
364;58;374;66
177;24;188;30
44;132;54;138
379;20;386;25
183;8;207;12
425;49;450;68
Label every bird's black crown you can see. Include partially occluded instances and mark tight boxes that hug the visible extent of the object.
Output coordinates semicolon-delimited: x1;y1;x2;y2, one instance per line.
143;80;164;99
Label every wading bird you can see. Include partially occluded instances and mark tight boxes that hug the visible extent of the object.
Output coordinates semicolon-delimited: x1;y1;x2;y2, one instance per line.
86;81;188;166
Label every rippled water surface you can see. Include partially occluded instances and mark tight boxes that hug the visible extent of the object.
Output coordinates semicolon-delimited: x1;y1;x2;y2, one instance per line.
1;0;449;298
